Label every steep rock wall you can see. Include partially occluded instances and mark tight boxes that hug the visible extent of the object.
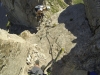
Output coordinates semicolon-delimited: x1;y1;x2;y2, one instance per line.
1;0;66;28
51;1;100;75
51;4;97;75
83;0;100;32
1;0;42;27
0;29;28;75
1;0;100;75
0;3;93;75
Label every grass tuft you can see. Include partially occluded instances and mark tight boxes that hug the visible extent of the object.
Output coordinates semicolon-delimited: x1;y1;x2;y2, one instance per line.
73;0;83;4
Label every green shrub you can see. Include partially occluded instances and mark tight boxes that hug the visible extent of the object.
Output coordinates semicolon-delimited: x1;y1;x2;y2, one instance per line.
53;23;57;27
73;0;83;4
51;6;59;13
47;0;67;14
57;0;67;9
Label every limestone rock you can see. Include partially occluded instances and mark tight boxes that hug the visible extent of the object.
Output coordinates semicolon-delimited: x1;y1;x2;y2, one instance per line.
0;29;49;75
0;29;27;75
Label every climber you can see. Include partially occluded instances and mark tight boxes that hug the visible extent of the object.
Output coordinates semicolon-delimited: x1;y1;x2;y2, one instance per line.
28;60;43;75
35;5;50;22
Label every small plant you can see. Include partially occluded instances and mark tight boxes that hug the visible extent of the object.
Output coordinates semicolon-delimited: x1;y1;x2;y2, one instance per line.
53;23;57;27
51;6;59;13
61;48;64;53
57;0;67;9
73;0;83;4
6;21;10;27
47;0;67;14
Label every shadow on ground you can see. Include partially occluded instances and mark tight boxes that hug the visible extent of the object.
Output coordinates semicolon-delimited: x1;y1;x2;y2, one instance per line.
0;4;7;30
51;4;92;75
9;24;37;34
58;3;92;54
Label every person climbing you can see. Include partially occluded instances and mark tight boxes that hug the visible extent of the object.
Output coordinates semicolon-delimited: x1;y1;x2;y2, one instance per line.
29;60;43;75
35;5;50;22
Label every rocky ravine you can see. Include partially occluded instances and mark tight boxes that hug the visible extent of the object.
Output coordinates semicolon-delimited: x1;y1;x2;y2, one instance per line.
0;2;95;75
0;0;100;75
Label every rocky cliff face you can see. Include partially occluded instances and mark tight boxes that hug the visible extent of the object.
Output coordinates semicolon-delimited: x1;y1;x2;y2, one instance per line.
83;0;100;33
1;0;43;27
1;0;100;75
0;19;80;75
51;1;100;75
0;29;27;75
0;2;94;75
1;0;66;28
51;4;94;75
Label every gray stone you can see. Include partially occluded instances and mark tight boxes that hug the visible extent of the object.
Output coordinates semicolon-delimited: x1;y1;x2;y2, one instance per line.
83;0;100;32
